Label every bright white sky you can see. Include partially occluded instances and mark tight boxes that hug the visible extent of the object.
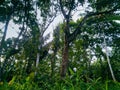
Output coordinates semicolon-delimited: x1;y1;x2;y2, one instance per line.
0;13;78;39
0;1;89;40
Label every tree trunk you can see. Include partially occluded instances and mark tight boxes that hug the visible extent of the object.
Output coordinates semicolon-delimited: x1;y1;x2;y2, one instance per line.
104;39;116;81
103;32;116;81
0;16;10;52
59;0;73;78
51;55;55;77
0;15;11;81
60;33;69;77
35;53;40;75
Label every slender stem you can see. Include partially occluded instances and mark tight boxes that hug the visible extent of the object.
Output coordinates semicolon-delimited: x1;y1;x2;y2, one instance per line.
103;32;116;81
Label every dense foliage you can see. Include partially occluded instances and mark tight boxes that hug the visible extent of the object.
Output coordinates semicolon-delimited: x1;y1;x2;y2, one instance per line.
0;0;120;89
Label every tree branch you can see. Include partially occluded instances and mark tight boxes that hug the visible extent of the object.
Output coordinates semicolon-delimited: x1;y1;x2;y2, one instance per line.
68;0;74;16
68;7;118;43
59;0;67;18
0;3;18;54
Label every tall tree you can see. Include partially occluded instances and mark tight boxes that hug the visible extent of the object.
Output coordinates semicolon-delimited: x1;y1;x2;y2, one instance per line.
58;0;120;78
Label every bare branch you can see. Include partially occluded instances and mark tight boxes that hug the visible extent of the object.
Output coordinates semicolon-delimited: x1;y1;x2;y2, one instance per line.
42;13;57;36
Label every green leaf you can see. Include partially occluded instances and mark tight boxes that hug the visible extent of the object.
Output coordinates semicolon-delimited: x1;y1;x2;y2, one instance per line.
106;15;120;21
69;68;74;75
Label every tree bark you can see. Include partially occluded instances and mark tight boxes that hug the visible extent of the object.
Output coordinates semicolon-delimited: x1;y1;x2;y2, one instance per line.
59;0;74;78
60;32;69;77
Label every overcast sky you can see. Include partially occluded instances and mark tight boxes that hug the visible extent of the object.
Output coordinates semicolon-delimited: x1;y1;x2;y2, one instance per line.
0;1;92;43
0;6;87;41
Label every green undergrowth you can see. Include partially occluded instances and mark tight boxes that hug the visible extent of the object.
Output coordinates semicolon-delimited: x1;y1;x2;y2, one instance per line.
0;75;120;90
